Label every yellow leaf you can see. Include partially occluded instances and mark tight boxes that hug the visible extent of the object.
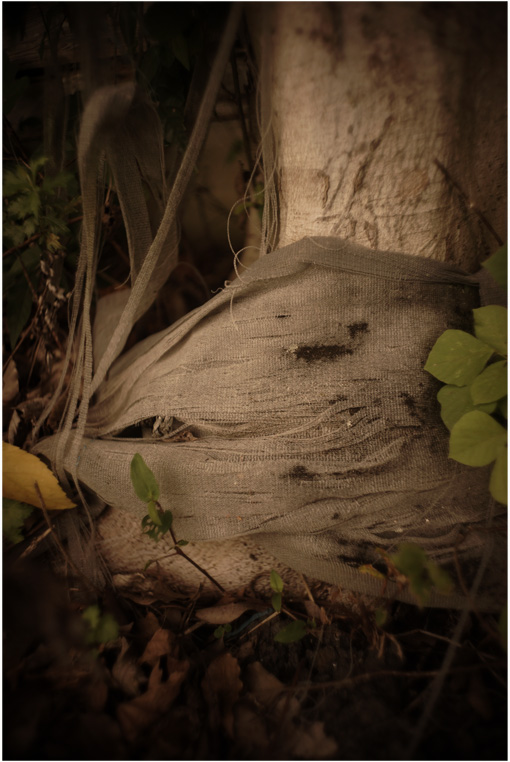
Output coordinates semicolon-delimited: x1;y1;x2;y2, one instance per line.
2;442;75;510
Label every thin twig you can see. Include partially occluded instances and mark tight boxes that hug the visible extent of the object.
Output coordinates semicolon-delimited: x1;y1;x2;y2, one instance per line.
230;51;252;169
300;573;316;605
2;284;49;373
286;660;507;693
33;481;96;593
243;609;280;638
167;523;226;593
19;527;52;559
3;216;83;258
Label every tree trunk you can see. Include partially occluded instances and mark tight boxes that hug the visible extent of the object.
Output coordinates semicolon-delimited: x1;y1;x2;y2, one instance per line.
257;2;505;267
41;3;507;609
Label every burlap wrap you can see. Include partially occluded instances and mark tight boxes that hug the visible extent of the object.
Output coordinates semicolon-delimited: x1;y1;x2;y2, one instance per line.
35;237;506;608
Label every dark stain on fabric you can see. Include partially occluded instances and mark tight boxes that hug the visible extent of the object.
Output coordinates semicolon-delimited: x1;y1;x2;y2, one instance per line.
287;464;318;481
347;321;369;339
329;394;348;405
332;513;340;520
275;314;290;319
294;344;353;362
332;462;387;478
348;406;362;415
400;392;426;423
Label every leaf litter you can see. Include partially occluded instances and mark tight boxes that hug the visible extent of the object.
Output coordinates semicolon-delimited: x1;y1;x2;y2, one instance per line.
3;549;507;760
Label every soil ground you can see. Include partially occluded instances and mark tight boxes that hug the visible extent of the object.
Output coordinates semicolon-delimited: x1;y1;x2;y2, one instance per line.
3;549;507;761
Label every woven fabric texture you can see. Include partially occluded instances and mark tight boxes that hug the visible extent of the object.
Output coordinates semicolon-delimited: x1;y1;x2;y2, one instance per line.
36;237;506;608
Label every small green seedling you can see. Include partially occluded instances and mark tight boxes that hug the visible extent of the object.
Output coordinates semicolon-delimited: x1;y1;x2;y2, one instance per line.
3;498;34;544
82;604;118;646
360;543;453;607
424;246;507;505
130;453;175;541
389;543;453;606
270;569;284;613
274;619;308;643
214;623;232;639
374;607;389;628
269;569;311;643
129;453;224;591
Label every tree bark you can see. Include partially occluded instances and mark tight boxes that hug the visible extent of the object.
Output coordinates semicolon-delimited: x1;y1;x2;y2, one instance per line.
256;2;506;269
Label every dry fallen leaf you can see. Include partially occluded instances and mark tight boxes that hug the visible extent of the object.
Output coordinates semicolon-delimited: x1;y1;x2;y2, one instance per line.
117;656;189;743
195;602;253;625
286;720;338;759
3;443;75;510
202;652;243;739
140;627;176;666
111;637;144;698
233;702;269;751
244;661;299;718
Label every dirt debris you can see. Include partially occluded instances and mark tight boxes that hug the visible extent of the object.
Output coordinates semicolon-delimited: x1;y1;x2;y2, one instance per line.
2;555;506;761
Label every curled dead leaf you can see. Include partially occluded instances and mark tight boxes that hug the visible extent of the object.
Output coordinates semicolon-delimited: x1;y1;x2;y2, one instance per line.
140;627;176;666
117;656;189;743
111;637;144;698
244;661;299;718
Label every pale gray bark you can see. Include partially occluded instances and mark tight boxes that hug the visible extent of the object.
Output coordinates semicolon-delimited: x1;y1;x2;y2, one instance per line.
259;2;506;269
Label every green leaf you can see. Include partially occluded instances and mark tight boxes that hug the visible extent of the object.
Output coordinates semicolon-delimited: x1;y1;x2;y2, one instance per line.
426;561;454;595
130;453;160;502
274;619;308;643
424;330;494;386
470;361;507;405
437;384;496;431
359;563;386;580
6;246;41;279
214;623;232;639
482;244;507;289
473;306;507;357
489;447;507;505
3;498;34;544
271;593;282;613
82;605;119;645
29;154;48;178
95;615;119;644
391;543;428;579
449;411;507;466
176;539;188;547
270;569;284;593
3;165;31;197
390;543;432;605
9;191;40;221
160;509;173;532
498;398;508;419
375;607;388;628
147;500;162;526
